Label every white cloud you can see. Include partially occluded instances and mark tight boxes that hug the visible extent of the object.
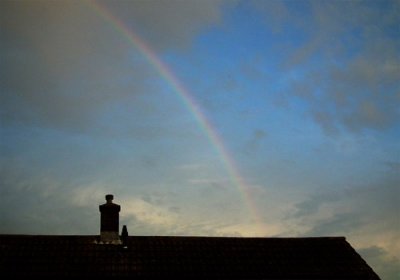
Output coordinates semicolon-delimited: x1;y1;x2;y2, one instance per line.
216;222;281;237
120;196;178;227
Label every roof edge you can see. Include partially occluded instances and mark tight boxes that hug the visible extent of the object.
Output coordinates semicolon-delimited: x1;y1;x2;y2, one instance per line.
0;234;346;240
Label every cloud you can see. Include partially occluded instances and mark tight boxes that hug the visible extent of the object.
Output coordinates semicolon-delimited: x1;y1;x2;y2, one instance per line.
254;0;400;134
249;0;290;34
188;178;229;189
118;190;268;237
98;0;230;50
1;1;146;130
176;163;206;171
385;161;400;172
243;129;267;154
293;178;400;237
358;246;400;280
292;191;341;218
120;196;179;228
309;2;399;134
0;167;98;234
289;176;400;278
0;0;229;131
215;222;280;237
0;154;256;237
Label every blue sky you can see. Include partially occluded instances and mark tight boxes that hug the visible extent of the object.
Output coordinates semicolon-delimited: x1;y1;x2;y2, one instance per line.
1;1;399;278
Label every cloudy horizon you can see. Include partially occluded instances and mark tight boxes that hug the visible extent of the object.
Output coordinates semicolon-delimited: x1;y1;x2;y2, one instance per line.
1;1;399;279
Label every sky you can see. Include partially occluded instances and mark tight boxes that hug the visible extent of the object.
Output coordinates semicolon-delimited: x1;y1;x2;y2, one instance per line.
1;0;399;278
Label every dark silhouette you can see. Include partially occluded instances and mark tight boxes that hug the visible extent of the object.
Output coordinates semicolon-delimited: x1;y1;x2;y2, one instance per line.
121;225;129;248
99;194;120;243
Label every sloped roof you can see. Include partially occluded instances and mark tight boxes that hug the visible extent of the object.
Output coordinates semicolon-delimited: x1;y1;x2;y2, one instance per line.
0;235;380;279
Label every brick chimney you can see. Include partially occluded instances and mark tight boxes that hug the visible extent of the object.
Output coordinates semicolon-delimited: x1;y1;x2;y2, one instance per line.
99;194;121;243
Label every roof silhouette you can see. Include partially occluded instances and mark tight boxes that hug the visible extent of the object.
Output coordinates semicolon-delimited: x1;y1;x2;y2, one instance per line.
0;234;380;278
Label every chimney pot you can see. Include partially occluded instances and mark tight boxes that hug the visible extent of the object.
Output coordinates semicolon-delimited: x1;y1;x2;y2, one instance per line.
105;194;114;202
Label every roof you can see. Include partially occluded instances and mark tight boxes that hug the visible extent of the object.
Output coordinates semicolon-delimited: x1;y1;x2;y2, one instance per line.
0;235;380;279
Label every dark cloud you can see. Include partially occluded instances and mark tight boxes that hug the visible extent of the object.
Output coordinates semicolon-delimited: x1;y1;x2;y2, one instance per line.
292;191;341;219
0;166;99;234
1;1;149;130
98;0;230;50
0;0;228;131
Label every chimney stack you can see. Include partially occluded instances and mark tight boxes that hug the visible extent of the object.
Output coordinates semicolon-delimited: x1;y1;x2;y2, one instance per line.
99;194;121;244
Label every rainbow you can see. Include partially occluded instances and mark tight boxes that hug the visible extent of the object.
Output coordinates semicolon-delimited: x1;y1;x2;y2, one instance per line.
88;0;266;235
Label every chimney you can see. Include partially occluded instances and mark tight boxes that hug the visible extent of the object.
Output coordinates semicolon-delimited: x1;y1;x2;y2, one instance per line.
99;194;121;244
